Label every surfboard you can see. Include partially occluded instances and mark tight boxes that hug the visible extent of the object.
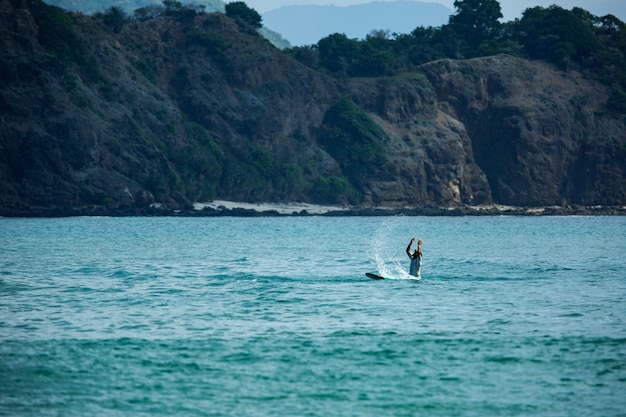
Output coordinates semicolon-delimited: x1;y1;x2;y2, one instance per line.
366;272;421;281
366;272;386;280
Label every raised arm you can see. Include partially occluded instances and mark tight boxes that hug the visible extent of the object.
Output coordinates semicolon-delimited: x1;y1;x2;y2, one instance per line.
406;238;415;257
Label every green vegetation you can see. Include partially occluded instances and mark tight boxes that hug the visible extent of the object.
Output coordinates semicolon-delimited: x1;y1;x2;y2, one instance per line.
288;1;626;112
313;176;359;205
218;146;307;202
320;96;387;189
24;0;625;208
314;32;396;77
171;122;224;201
448;0;502;49
43;0;626;110
225;1;262;29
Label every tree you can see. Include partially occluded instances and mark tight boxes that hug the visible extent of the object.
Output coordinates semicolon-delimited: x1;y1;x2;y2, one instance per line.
448;0;503;49
350;45;393;76
515;6;603;66
225;2;262;29
163;0;183;11
317;33;360;74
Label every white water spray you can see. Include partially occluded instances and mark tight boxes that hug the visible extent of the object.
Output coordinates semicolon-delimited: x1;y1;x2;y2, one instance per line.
369;215;411;279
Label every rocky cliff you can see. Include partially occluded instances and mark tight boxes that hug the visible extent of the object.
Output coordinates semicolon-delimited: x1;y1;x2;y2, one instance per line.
420;56;626;206
0;0;624;215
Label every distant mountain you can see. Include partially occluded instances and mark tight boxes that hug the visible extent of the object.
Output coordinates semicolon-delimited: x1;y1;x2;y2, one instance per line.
263;1;452;46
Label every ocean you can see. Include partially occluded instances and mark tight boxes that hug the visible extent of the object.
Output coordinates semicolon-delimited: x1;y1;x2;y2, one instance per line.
1;215;625;416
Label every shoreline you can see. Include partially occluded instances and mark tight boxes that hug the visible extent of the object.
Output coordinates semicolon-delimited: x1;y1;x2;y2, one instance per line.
1;201;625;217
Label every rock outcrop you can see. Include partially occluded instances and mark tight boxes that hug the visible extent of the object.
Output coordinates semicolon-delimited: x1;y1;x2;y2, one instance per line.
0;0;624;215
420;56;626;206
347;74;492;207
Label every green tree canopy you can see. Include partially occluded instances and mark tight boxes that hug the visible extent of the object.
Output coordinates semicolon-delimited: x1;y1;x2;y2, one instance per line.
225;2;262;29
514;6;604;68
317;33;360;74
448;0;503;49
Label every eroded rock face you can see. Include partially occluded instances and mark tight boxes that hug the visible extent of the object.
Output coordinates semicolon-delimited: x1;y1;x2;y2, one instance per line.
420;55;626;206
0;1;624;215
347;74;492;207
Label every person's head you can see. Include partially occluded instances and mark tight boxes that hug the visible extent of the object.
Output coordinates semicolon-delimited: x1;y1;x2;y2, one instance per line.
418;239;422;245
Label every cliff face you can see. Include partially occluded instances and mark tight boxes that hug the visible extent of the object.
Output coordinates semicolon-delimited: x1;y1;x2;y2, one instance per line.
0;0;624;214
347;74;491;207
420;56;626;206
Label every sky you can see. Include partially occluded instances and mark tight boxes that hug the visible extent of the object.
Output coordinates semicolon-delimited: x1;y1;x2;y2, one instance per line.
244;0;626;22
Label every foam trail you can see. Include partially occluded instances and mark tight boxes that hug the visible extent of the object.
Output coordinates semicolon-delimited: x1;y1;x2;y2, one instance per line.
369;216;411;279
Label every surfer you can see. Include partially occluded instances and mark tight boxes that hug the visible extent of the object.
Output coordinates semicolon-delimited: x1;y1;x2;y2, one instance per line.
406;238;422;278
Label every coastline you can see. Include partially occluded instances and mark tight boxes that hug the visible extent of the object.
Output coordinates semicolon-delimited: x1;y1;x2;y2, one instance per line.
192;200;350;215
1;200;625;217
193;201;626;217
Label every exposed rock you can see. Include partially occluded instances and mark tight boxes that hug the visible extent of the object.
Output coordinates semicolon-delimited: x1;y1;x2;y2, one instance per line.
134;189;155;207
347;73;492;207
420;55;626;206
0;0;624;216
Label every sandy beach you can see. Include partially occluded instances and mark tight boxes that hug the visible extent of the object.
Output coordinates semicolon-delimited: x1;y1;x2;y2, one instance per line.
193;200;349;215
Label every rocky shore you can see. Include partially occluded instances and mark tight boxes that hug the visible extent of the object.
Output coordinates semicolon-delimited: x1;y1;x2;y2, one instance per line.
2;201;624;218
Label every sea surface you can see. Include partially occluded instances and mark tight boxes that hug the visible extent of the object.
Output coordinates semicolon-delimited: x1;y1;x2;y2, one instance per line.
1;215;625;416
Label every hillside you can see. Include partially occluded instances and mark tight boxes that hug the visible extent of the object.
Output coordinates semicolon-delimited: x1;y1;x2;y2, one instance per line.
43;0;225;15
0;0;625;216
41;0;292;49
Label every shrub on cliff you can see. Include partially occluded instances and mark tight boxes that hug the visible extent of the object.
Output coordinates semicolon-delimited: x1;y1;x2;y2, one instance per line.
320;96;387;187
171;122;224;202
313;176;359;205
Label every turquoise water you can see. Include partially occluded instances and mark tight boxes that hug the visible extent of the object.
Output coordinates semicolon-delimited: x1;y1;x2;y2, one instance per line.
1;216;625;416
